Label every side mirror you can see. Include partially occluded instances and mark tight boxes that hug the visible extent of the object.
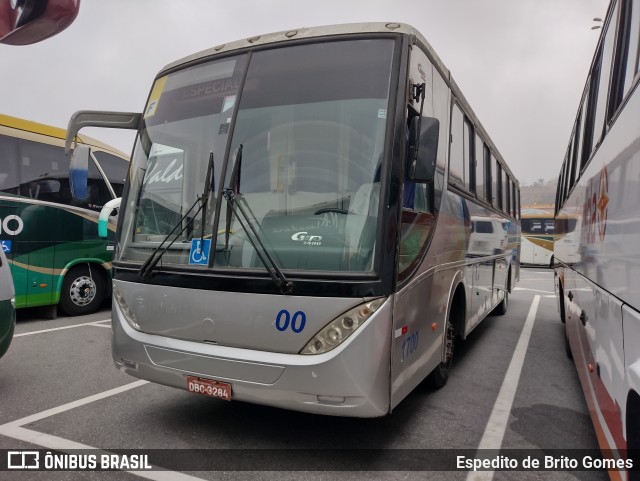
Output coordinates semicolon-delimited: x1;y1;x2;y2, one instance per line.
69;144;90;201
407;117;439;183
98;197;121;238
0;0;81;45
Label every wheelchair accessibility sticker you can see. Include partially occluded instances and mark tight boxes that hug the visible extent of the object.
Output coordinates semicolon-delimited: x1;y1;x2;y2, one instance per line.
189;239;211;265
0;240;11;253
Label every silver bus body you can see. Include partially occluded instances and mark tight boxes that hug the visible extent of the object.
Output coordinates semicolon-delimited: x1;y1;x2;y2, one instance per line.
71;22;520;416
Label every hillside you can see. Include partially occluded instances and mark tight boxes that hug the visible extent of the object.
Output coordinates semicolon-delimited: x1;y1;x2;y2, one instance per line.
520;178;557;209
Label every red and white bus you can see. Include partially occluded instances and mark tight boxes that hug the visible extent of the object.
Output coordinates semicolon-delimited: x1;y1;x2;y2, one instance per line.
555;0;640;479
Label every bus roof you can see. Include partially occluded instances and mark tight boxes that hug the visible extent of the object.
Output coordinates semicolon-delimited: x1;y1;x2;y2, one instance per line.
160;22;446;76
0;113;129;159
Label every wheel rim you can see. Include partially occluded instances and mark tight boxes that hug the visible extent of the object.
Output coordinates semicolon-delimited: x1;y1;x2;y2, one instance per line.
444;321;455;366
69;275;97;307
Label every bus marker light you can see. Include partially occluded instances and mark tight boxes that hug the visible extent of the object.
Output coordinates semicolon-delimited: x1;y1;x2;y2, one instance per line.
39;284;47;288
431;323;438;331
588;363;595;373
394;325;408;338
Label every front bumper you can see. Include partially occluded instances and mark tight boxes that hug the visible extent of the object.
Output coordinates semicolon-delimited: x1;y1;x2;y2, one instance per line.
111;298;393;417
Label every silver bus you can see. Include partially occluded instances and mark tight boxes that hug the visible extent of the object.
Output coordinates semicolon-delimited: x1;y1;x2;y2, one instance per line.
555;0;640;476
67;23;520;417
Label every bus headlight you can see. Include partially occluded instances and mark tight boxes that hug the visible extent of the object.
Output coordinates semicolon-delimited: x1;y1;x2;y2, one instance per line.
301;298;386;355
113;286;141;331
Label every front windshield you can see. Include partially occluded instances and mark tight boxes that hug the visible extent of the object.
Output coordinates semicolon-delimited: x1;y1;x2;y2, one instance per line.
118;55;248;266
118;38;395;274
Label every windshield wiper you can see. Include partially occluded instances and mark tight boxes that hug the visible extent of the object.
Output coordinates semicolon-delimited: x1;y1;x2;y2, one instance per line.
222;145;293;295
138;152;215;279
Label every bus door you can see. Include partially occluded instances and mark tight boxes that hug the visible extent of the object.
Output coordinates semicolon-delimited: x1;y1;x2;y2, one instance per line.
15;139;69;308
18;203;56;308
391;44;448;406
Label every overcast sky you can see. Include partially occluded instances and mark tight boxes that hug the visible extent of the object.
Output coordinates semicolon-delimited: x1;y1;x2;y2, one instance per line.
0;0;608;185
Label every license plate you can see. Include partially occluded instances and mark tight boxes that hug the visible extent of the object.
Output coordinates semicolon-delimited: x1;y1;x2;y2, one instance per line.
186;376;231;401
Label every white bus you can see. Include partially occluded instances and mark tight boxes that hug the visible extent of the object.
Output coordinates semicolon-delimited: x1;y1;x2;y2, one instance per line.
520;209;580;267
555;0;640;477
67;22;520;417
520;209;555;267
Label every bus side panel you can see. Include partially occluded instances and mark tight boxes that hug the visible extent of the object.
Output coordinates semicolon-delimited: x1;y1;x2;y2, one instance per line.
520;237;535;265
622;305;640;443
0;199;111;309
51;207;113;303
390;269;450;408
17;203;58;308
565;267;626;456
0;201;54;308
0;201;24;307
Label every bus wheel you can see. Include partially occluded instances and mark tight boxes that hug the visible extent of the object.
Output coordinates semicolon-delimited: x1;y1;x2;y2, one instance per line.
493;290;509;316
427;322;454;389
59;265;105;316
564;323;572;359
558;282;566;324
627;392;640;481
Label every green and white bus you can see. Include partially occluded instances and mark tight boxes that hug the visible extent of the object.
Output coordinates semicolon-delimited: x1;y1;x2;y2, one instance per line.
0;114;129;316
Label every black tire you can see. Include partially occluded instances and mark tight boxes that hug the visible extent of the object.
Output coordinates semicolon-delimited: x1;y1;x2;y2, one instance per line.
426;317;455;389
493;290;509;316
564;323;573;359
59;264;105;316
627;394;640;481
558;283;566;324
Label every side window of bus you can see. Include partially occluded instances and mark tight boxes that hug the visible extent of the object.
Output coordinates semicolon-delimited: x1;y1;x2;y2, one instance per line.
93;151;129;197
0;135;19;194
620;0;640;100
449;104;465;189
522;219;541;234
494;157;502;210
16;139;111;211
485;147;492;205
544;219;555;233
503;174;510;215
18;139;70;204
87;156;114;210
475;134;485;202
593;0;619;143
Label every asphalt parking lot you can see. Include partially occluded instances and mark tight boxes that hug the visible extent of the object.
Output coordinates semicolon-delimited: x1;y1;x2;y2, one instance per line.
0;268;606;481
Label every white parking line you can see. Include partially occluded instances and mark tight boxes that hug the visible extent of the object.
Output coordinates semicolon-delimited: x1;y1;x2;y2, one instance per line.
14;319;110;337
0;380;149;428
513;287;555;295
0;380;207;481
466;295;541;481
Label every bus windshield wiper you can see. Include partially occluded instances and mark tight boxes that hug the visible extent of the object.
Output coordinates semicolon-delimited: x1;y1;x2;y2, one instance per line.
223;145;294;295
138;152;215;279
